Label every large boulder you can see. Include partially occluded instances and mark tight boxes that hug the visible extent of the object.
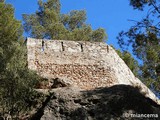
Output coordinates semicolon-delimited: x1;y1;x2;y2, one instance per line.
31;85;160;120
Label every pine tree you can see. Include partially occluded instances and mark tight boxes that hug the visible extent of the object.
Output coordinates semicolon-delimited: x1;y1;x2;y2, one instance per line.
117;0;160;95
23;0;107;42
0;2;40;119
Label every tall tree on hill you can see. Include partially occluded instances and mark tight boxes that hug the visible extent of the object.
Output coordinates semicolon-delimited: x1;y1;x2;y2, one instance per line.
0;2;40;119
23;0;107;42
117;0;160;95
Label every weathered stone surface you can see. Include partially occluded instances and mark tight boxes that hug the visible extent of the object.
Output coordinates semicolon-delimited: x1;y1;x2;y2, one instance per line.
31;85;160;120
27;38;159;103
50;77;74;88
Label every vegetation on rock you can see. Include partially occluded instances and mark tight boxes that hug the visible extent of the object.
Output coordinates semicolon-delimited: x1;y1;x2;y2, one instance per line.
0;1;43;119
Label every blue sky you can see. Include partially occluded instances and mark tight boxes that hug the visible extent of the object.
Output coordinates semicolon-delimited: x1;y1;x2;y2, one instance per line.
6;0;147;50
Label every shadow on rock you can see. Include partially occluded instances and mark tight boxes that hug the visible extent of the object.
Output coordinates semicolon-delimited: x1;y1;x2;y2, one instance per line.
31;85;160;120
72;85;160;120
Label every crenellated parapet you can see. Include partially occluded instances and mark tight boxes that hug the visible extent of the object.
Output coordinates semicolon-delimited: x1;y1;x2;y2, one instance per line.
27;38;159;103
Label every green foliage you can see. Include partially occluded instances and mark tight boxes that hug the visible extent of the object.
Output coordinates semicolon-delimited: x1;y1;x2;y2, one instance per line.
23;0;107;42
117;0;160;94
115;48;139;77
129;0;153;10
0;2;41;119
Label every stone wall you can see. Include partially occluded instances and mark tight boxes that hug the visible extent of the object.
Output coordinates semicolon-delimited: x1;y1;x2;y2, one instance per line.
27;38;159;103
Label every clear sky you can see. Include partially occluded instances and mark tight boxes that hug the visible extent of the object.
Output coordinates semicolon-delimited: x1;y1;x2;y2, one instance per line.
6;0;147;50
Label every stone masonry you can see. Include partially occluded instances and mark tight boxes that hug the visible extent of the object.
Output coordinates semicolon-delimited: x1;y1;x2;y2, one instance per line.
27;38;159;103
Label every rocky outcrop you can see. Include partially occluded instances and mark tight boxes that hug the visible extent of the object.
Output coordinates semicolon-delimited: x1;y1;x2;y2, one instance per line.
26;38;160;119
30;84;160;120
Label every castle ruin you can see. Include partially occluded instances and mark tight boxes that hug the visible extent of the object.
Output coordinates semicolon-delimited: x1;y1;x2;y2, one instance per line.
27;38;159;103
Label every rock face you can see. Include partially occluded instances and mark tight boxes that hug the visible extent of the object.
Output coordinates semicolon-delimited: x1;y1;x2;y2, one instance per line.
31;85;160;120
27;38;159;103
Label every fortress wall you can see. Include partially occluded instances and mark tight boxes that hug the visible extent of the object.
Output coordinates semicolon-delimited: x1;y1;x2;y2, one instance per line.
27;38;158;102
27;38;118;89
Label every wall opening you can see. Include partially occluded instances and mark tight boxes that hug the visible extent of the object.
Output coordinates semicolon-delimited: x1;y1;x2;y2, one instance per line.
80;43;83;52
41;40;45;52
107;45;109;53
61;42;65;51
